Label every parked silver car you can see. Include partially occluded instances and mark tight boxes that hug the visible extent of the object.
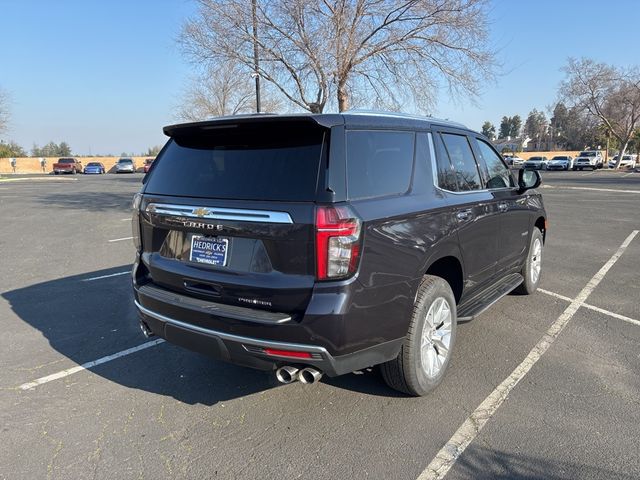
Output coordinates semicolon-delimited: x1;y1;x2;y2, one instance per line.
523;156;548;170
115;158;136;173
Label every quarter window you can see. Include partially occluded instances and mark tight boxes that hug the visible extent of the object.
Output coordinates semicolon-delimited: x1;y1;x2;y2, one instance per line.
441;133;482;191
474;139;514;189
346;130;415;199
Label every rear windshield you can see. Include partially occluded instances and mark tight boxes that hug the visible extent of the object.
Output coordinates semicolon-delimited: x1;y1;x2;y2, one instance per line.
552;156;568;160
144;123;325;201
58;158;74;163
118;159;133;164
87;162;101;167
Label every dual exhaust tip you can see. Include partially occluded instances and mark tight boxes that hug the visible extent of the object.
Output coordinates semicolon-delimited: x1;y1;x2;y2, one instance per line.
140;320;322;385
276;366;323;385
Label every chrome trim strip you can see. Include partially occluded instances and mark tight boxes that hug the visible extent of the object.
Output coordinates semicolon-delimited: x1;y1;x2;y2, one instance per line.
145;203;293;224
134;300;328;355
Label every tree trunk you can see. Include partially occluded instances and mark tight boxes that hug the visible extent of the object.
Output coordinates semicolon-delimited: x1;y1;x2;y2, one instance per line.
614;140;629;169
337;84;349;112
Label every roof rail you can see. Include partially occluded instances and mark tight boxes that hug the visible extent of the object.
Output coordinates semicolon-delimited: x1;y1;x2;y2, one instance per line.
343;109;467;129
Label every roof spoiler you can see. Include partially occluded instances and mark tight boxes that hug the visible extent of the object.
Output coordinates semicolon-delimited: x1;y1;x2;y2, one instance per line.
163;113;344;137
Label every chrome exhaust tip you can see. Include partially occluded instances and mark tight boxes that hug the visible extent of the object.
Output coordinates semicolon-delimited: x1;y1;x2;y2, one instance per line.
139;321;154;338
275;366;299;384
298;367;323;384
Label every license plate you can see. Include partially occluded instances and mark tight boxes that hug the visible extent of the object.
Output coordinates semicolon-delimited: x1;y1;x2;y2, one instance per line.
189;236;229;266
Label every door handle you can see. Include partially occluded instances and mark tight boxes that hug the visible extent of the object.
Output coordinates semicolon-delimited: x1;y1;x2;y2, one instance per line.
498;202;508;212
456;209;473;221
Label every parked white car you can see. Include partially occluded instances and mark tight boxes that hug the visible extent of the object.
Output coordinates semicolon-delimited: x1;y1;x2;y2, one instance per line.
573;150;604;170
608;154;637;168
546;155;574;171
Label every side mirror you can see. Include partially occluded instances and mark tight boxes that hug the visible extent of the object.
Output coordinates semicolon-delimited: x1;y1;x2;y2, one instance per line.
518;168;541;193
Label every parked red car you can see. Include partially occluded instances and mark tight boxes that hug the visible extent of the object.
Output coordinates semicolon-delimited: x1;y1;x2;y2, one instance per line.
143;158;155;173
53;158;83;174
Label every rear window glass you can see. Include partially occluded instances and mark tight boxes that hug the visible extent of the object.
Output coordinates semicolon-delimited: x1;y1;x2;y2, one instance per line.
58;158;74;163
144;124;325;201
346;130;414;199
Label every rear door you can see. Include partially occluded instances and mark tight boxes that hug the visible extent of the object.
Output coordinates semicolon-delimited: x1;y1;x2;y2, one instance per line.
432;130;500;292
138;120;328;315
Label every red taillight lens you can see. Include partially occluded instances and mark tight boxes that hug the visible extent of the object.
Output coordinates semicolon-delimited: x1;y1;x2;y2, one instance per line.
315;205;362;280
263;349;313;359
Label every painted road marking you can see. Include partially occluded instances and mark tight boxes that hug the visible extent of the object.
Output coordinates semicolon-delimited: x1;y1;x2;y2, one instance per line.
542;185;640;194
539;288;640;328
108;236;134;243
81;271;130;282
18;339;165;391
418;229;639;480
120;218;131;221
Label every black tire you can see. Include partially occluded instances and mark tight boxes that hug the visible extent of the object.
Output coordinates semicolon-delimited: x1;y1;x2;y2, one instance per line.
513;228;544;295
572;167;577;171
380;275;457;396
579;167;583;171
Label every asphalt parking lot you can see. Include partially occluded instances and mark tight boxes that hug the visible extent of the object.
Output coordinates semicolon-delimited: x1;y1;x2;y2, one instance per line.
1;170;639;480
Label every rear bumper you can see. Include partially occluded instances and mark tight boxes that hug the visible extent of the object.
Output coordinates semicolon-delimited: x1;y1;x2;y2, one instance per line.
134;297;402;377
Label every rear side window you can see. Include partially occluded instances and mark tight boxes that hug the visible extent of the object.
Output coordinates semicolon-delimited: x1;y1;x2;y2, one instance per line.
473;138;514;189
346;130;414;199
433;133;458;191
144;124;325;201
441;133;482;191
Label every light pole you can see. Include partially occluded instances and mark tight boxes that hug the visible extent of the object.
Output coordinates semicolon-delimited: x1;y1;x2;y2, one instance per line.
251;0;261;113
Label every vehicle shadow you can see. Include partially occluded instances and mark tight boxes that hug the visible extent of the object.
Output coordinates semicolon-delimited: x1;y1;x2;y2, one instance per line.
3;266;394;404
2;266;279;405
452;444;636;479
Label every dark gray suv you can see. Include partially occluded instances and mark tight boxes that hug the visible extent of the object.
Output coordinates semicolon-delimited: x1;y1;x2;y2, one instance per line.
131;112;546;396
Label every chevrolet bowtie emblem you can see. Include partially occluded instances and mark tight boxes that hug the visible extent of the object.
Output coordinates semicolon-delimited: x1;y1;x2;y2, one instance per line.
192;207;211;217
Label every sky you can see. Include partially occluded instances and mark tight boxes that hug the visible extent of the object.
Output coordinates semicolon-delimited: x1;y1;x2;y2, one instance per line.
1;0;639;155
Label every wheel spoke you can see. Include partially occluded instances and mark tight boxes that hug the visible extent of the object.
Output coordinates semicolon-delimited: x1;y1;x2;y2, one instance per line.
432;331;450;356
420;295;453;378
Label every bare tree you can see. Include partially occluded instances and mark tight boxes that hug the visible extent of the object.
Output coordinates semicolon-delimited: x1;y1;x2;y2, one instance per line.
180;0;495;113
560;58;640;168
176;60;281;121
0;88;9;136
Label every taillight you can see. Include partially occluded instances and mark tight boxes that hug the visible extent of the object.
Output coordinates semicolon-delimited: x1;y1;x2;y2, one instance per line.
315;205;362;280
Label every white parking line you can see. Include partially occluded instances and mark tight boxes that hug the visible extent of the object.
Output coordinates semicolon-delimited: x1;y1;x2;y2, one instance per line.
81;271;130;282
543;185;640;194
18;339;165;391
120;218;131;221
418;229;638;480
622;172;636;178
539;288;640;327
108;236;134;243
